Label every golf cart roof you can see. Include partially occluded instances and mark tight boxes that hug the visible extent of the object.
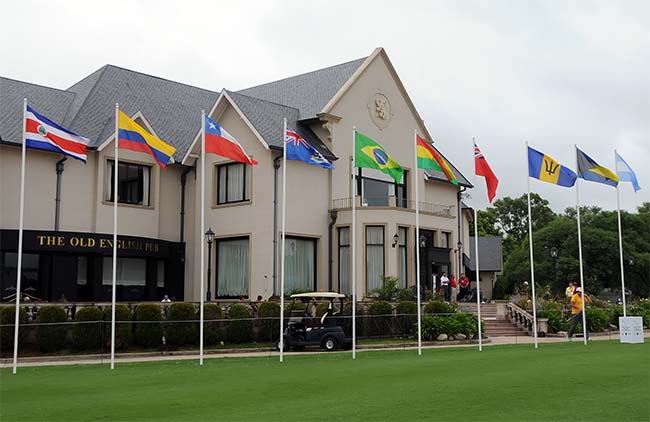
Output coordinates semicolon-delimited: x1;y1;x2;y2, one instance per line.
289;292;346;299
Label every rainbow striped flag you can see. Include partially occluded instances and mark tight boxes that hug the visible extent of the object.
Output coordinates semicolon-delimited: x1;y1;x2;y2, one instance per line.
416;135;458;185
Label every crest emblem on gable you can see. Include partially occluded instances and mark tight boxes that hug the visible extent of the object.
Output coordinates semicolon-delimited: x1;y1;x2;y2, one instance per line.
368;92;392;129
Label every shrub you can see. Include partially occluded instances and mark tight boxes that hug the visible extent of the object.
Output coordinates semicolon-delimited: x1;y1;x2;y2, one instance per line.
36;306;68;352
630;300;650;328
397;287;416;302
166;303;197;347
607;305;624;327
424;301;456;315
227;304;253;343
421;315;446;340
367;301;394;337
586;307;610;332
421;313;481;340
102;305;132;349
0;306;28;352
541;300;564;312
372;276;400;301
395;301;418;335
72;307;103;350
135;304;162;348
343;302;366;337
204;304;224;345
538;310;568;333
257;302;280;342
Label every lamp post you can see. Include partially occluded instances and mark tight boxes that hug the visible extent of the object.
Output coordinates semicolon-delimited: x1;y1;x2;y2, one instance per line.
205;227;215;301
550;246;558;289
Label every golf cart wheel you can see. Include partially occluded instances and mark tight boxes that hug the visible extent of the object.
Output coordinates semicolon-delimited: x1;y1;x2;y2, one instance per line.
322;337;338;351
277;339;289;352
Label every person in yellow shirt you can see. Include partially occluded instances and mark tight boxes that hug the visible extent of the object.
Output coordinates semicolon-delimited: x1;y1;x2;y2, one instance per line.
567;286;591;341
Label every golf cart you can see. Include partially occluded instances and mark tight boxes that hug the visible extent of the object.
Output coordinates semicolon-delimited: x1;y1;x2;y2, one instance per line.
278;292;351;352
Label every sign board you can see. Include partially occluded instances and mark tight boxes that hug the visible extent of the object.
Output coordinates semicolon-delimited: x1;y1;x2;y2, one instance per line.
619;317;644;344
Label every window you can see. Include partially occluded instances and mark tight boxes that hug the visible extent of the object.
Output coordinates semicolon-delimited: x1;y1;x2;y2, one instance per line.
102;257;146;286
106;160;151;206
1;252;40;299
156;260;165;288
77;257;87;286
365;226;385;292
356;168;407;208
217;237;249;297
441;232;450;248
338;227;350;295
284;237;316;294
217;163;250;204
398;227;407;288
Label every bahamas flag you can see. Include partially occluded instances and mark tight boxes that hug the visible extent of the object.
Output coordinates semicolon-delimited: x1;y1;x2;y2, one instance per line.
528;146;577;187
117;110;176;168
576;147;619;187
354;131;403;183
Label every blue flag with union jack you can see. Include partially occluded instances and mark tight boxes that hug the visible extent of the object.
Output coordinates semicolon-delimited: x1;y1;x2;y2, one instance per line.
285;129;334;169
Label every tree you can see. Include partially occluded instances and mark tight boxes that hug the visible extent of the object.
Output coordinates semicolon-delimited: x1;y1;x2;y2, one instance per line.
476;208;502;237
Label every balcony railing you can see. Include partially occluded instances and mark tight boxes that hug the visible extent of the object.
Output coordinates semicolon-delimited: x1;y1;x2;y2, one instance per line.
332;197;455;217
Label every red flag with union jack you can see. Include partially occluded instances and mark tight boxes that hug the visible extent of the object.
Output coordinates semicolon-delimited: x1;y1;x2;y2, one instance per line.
474;142;499;203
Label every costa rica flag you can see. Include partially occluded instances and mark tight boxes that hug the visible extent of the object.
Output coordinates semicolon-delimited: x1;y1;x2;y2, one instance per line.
25;105;89;163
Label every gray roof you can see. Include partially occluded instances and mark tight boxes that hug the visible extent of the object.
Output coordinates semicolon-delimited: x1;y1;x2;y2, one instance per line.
237;57;367;120
0;77;76;144
423;142;472;187
467;236;503;272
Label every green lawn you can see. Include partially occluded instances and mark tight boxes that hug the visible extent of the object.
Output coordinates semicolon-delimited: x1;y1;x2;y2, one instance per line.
1;341;648;421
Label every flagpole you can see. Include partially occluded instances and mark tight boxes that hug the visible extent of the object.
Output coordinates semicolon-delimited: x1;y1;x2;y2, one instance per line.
279;118;287;363
351;127;357;360
12;98;28;374
111;103;119;369
525;142;539;349
614;149;627;317
575;145;587;346
200;110;206;365
413;130;422;355
473;208;482;352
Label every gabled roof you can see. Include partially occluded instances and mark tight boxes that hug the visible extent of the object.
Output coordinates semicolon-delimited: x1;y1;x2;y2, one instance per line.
237;57;367;120
467;236;503;272
0;77;76;144
423;142;472;187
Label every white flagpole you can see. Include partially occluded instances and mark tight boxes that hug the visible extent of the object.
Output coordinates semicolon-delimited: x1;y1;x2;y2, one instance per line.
200;110;206;365
614;149;627;317
525;142;539;349
12;98;27;374
111;103;119;369
279;118;287;363
351;127;357;360
413;130;422;355
575;145;587;345
473;208;482;352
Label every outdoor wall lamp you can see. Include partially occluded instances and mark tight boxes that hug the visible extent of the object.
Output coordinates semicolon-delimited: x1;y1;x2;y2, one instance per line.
392;233;400;248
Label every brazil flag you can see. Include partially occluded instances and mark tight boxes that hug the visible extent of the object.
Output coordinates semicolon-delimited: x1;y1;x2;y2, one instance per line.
354;131;404;183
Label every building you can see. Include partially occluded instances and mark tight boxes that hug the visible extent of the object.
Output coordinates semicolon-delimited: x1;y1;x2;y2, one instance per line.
466;236;504;301
0;47;476;303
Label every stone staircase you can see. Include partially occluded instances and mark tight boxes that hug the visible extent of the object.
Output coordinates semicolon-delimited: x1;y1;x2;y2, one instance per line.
458;302;529;337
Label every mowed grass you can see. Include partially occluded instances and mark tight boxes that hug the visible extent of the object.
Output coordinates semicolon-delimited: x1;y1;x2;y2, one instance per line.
1;341;648;421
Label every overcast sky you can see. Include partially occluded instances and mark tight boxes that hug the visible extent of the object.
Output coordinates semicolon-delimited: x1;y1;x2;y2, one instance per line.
3;0;648;212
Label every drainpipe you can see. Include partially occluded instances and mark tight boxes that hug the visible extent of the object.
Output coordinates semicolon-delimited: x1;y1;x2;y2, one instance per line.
179;165;193;242
54;156;67;231
328;208;338;292
273;156;281;296
456;186;467;278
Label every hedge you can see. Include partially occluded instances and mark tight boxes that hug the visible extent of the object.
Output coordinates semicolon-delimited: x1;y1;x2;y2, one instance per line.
102;305;132;349
585;307;610;333
424;300;456;315
538;310;568;333
204;304;224;345
166;303;197;346
395;301;418;335
421;312;481;340
36;306;68;352
256;302;280;342
135;304;162;347
367;301;393;337
0;306;28;352
227;304;253;343
72;307;103;350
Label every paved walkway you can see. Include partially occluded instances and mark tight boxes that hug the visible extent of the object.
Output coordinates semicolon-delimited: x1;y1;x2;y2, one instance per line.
2;331;647;369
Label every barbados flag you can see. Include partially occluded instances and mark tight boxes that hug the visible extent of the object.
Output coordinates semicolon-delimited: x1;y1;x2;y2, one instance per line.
528;146;577;187
576;147;619;187
117;110;176;168
354;131;403;183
